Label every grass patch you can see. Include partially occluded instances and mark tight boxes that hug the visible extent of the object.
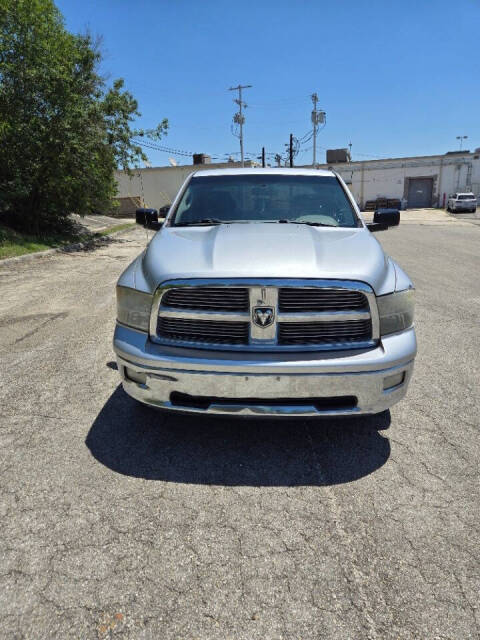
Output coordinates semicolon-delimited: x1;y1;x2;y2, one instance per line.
0;222;136;260
96;222;136;237
0;225;82;259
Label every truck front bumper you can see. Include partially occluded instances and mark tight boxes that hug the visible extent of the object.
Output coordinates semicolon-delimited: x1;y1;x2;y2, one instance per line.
113;324;416;417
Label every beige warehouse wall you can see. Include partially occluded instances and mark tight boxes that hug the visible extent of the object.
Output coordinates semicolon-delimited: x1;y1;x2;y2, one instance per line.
115;162;255;210
115;166;192;209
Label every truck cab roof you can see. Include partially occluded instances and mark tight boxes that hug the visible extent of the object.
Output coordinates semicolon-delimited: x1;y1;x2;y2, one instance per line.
191;167;336;178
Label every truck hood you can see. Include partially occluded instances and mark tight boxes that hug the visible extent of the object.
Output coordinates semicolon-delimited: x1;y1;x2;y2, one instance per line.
140;223;396;295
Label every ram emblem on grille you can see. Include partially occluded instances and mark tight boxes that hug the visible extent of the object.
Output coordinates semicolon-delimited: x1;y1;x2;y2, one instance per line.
253;306;275;328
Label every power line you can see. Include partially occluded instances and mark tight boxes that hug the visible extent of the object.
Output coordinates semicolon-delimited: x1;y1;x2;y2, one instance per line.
247;97;310;109
131;139;195;157
132;138;267;164
299;130;314;144
228;84;252;167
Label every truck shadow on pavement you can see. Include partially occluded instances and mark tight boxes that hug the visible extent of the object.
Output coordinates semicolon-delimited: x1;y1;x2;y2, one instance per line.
86;385;391;487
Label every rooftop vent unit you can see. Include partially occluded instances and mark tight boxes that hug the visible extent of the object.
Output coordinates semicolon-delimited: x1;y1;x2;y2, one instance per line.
445;150;470;155
193;153;212;165
326;148;351;164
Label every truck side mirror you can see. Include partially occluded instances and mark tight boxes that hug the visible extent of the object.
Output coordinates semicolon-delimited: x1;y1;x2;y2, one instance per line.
366;222;389;232
373;208;400;226
135;208;147;225
146;220;163;231
136;208;160;228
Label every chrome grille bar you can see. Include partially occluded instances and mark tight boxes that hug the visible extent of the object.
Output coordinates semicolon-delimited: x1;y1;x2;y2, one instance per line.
277;310;371;322
159;307;250;322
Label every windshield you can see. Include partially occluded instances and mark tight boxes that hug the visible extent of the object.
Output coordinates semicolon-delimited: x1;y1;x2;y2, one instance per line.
458;194;475;200
170;174;360;228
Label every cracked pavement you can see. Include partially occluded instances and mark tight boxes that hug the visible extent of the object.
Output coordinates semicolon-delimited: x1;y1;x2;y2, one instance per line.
0;223;479;639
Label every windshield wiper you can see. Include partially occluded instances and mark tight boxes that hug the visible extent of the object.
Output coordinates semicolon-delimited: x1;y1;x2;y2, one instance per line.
300;221;337;227
277;219;337;227
174;218;223;227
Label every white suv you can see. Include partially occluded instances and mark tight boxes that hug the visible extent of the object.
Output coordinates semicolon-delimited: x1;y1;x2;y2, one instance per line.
447;192;477;213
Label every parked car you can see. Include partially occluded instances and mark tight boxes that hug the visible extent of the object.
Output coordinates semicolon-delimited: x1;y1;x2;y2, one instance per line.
447;192;477;213
114;168;416;418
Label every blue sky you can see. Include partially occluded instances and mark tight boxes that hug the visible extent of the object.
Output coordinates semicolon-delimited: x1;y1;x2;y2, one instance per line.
56;0;479;167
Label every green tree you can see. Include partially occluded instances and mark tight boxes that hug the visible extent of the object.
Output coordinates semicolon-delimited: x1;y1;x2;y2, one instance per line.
0;0;167;232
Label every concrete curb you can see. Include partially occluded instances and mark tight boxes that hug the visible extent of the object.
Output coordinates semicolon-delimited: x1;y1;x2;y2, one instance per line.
0;225;137;267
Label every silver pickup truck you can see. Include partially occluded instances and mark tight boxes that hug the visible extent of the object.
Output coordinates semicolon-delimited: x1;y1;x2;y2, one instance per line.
114;168;416;417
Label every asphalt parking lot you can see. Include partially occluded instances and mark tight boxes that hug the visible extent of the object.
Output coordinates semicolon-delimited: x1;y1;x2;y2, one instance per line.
1;218;479;639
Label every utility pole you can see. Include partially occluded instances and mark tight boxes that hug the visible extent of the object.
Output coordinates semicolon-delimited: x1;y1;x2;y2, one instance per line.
229;84;252;167
348;141;352;161
456;135;468;150
312;93;318;167
257;147;266;167
311;93;326;167
289;134;293;167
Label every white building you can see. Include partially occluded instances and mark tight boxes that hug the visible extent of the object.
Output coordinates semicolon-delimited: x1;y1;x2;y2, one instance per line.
326;150;480;209
114;151;480;211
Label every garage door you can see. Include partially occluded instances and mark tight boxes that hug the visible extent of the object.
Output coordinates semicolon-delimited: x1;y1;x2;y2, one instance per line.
407;178;433;208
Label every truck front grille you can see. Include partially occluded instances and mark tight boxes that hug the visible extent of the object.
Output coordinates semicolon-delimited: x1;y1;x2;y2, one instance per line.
278;319;372;345
154;281;377;351
158;317;249;345
279;288;367;311
163;287;249;311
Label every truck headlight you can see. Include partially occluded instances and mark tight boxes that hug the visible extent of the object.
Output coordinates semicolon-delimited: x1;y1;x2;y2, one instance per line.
377;289;415;336
116;286;152;332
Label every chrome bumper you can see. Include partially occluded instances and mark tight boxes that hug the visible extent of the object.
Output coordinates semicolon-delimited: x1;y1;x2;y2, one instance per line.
113;324;416;417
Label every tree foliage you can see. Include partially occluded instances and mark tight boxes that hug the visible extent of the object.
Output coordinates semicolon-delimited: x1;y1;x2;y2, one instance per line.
0;0;167;232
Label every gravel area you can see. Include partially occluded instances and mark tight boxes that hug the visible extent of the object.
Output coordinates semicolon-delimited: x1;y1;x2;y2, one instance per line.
0;221;478;639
